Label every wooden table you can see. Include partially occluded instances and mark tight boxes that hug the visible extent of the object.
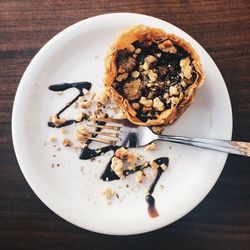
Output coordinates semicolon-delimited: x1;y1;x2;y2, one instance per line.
1;1;250;249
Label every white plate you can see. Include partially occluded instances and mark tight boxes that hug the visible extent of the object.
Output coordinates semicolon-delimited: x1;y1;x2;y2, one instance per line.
12;13;232;235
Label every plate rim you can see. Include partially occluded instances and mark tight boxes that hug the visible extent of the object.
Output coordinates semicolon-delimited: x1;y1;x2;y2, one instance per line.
12;12;233;235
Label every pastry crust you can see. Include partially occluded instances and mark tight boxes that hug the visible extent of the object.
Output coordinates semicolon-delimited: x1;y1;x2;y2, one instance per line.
104;25;205;126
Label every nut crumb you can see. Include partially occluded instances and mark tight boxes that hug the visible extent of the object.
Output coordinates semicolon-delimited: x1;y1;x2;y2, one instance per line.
153;97;164;111
135;170;144;183
139;97;153;108
160;163;168;170
116;72;128;82
50;114;66;127
127;44;135;53
131;71;140;78
102;187;115;200
76;126;91;143
158;40;177;54
63;138;72;147
180;57;192;79
48;135;56;142
74;112;84;122
60;128;66;134
144;142;156;151
149;160;159;170
94;91;109;107
151;126;164;135
111;157;124;178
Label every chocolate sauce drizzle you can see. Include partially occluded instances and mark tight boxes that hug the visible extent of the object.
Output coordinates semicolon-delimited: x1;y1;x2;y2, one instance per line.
48;82;91;128
101;156;169;217
48;81;169;218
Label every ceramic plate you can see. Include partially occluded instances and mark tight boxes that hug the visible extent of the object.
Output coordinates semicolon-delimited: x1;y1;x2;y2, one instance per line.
12;13;232;235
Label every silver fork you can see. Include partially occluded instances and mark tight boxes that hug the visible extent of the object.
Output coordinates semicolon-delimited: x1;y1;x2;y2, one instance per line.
86;118;250;157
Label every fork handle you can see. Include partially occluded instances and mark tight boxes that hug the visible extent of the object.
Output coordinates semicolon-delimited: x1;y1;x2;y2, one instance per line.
156;135;250;157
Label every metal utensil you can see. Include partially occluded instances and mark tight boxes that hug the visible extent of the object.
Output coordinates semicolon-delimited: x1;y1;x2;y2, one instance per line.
86;118;250;157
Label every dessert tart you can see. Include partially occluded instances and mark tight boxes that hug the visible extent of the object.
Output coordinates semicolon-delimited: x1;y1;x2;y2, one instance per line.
104;25;205;126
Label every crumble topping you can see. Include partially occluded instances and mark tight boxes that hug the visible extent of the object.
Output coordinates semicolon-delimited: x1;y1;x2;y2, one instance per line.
153;97;164;111
113;39;197;122
180;57;192;79
158;40;177;54
123;79;141;100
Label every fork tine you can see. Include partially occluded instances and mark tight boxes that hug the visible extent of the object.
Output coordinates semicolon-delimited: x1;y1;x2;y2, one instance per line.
86;136;116;145
87;123;121;131
91;131;120;138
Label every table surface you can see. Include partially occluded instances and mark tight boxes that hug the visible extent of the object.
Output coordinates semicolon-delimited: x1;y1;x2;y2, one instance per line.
1;1;250;249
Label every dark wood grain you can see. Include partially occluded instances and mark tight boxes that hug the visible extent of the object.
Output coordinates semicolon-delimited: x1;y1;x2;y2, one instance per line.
0;0;250;249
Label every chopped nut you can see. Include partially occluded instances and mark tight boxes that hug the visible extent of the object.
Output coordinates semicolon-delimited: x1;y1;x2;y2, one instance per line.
134;48;141;54
74;112;84;122
50;114;66;127
111;157;124;178
142;61;149;71
170;97;180;108
102;187;114;200
151;126;164;135
156;53;162;58
179;72;184;79
144;55;157;67
76;126;91;142
131;71;140;78
158;40;177;53
77;95;94;109
135;170;144;183
127;151;137;165
63;138;72;147
127;44;135;53
123;79;141;100
94;92;109;106
163;92;169;100
153;97;165;111
132;102;140;109
142;55;157;71
116;72;128;82
48;135;56;142
115;147;129;159
180;57;192;79
139;97;153;108
180;81;187;88
82;88;89;95
169;86;179;96
149;160;159;170
148;70;158;82
60;128;66;134
144;142;156;151
160;163;168;170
